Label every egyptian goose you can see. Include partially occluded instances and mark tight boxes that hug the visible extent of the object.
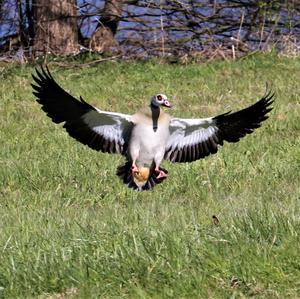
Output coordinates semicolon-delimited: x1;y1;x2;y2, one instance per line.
32;67;274;191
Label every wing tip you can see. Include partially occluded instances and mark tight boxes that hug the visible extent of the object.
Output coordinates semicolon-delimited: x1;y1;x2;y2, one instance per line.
261;89;275;107
32;65;54;82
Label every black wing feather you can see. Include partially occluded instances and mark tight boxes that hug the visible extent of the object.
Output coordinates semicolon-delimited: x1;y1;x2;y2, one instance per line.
32;66;95;123
32;66;130;154
214;91;274;143
165;91;274;163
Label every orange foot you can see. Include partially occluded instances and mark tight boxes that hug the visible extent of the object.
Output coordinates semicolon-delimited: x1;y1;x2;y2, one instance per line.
155;167;168;179
131;164;139;173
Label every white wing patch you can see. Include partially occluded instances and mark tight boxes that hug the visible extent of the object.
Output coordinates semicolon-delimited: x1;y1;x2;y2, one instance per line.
80;110;133;153
82;110;132;145
165;117;220;162
167;117;218;149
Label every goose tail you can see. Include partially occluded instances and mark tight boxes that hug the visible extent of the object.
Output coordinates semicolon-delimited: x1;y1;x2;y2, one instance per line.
116;161;168;191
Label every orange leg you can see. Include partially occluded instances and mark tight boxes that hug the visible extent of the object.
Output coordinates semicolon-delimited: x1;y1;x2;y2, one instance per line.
155;166;168;179
131;162;139;173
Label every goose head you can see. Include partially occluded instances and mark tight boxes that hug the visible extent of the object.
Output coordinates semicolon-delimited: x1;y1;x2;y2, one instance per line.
151;94;172;108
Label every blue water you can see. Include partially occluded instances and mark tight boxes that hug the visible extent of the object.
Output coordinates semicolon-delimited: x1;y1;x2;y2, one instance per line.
1;0;299;53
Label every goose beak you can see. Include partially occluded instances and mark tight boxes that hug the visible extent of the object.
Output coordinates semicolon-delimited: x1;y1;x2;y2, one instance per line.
163;100;172;108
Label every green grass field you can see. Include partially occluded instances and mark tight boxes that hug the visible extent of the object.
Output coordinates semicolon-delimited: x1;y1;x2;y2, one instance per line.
1;54;300;298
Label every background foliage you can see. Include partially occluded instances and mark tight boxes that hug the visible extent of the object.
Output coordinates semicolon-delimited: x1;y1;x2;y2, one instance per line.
0;0;299;60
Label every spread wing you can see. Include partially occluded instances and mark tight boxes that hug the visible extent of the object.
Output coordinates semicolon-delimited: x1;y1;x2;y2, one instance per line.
32;66;133;155
164;92;274;163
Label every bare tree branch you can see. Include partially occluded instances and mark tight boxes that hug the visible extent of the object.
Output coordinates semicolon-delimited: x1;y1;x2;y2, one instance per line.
0;0;299;59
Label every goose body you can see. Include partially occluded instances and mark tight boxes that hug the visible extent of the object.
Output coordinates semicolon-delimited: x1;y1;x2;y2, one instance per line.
130;106;171;168
32;67;274;191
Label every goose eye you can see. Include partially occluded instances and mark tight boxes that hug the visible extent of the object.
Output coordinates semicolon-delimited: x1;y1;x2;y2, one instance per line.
157;95;162;101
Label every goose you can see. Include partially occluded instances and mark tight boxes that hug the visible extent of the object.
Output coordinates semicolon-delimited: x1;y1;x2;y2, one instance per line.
32;67;274;191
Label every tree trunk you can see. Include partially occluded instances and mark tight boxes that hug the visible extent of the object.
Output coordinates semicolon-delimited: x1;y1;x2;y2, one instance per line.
33;0;78;56
26;0;35;48
89;0;124;53
16;0;27;48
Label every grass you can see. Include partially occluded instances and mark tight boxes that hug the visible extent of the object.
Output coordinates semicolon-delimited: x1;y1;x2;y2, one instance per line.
0;53;300;298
